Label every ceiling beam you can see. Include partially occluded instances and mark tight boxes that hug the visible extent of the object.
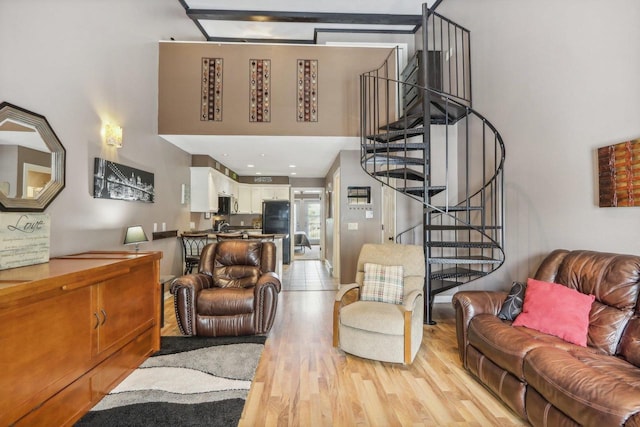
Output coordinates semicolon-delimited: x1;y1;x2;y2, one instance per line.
207;36;312;44
186;9;422;26
313;27;418;43
178;0;209;40
206;26;418;45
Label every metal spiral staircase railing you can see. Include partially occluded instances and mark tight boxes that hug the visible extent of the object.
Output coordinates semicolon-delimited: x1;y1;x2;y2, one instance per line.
360;5;505;324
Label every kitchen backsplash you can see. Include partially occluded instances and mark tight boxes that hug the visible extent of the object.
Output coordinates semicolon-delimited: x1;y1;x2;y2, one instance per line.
229;214;261;228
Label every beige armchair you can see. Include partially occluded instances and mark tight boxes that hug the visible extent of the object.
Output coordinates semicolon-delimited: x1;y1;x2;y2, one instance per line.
333;243;425;364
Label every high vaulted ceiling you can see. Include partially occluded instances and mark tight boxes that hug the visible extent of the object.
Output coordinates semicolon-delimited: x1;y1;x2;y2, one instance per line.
168;1;439;178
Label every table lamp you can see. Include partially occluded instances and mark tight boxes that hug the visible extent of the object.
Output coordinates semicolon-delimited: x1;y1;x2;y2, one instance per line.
123;225;148;252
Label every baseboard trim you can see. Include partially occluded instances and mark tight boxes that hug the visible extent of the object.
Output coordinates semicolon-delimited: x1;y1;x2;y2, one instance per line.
434;295;453;304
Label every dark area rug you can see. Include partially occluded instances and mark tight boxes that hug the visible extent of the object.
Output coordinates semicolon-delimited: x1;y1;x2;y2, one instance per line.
75;336;266;427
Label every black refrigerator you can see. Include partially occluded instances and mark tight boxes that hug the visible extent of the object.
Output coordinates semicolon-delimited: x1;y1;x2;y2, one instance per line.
262;200;291;264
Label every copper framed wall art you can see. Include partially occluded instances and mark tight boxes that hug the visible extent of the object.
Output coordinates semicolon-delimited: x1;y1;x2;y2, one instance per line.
249;59;271;122
297;59;318;122
598;138;640;207
200;58;223;121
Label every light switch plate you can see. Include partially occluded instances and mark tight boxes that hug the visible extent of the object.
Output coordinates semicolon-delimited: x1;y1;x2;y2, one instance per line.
348;222;358;230
365;210;373;219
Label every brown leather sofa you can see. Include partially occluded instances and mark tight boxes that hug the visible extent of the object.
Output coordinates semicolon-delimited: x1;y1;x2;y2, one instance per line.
452;249;640;427
171;240;281;336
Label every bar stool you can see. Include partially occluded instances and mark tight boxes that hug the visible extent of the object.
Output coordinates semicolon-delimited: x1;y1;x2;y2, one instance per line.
179;233;210;274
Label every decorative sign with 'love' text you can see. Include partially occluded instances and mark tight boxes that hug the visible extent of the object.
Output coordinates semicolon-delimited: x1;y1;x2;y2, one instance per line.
0;213;50;270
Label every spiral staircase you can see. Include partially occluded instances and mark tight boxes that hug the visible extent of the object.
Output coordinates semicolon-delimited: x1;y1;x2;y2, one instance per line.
360;5;506;324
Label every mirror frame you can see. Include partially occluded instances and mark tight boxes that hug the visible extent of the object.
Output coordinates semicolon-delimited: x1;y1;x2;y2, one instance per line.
0;102;66;212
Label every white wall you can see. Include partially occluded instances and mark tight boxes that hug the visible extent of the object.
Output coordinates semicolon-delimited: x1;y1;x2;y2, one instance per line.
0;0;203;275
338;150;384;283
437;0;640;290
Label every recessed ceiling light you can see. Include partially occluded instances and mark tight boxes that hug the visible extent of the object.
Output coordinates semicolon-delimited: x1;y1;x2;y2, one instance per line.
223;153;229;157
255;172;262;175
291;172;297;175
247;164;254;168
260;153;266;157
289;164;296;168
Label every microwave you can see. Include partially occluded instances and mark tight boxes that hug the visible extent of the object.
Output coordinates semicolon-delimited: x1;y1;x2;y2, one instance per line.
217;196;231;215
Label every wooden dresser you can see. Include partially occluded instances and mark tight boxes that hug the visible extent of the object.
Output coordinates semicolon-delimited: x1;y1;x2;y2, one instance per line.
0;251;162;426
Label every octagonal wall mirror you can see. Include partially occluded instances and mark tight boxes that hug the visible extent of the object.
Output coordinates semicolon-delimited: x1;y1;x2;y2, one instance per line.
0;102;66;212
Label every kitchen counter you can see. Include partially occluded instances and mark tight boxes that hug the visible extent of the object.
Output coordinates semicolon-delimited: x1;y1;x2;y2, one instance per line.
211;231;288;237
225;226;263;232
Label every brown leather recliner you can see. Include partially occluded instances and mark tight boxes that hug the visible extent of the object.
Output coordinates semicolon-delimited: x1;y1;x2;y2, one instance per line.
170;240;281;336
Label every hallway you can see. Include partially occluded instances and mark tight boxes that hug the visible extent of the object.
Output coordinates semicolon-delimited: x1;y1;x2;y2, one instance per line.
281;257;338;291
293;244;321;261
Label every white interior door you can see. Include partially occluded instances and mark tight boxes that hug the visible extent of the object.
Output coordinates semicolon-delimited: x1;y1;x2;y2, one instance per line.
304;200;321;244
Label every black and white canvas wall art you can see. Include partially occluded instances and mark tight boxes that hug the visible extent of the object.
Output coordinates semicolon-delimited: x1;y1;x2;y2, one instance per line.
93;158;154;203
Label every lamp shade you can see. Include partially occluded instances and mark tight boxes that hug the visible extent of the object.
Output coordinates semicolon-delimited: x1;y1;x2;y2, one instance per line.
123;225;148;246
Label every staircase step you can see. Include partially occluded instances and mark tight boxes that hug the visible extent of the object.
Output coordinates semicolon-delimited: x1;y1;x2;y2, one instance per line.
363;142;427;153
366;127;425;143
428;256;503;265
430;267;488;281
365;154;425;166
430;97;469;124
381;114;424;131
427;205;483;212
431;279;465;294
373;167;424;181
402;95;470;125
400;186;446;197
426;241;499;249
425;224;503;231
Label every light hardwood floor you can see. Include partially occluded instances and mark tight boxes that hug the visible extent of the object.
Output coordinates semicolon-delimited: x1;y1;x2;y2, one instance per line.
161;268;527;426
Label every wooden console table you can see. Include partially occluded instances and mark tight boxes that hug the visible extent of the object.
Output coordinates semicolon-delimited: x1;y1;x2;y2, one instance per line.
0;250;162;426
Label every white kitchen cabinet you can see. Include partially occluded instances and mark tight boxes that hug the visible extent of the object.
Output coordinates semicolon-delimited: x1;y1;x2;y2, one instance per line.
259;185;290;201
249;185;290;214
210;169;239;199
190;167;218;212
238;184;252;214
270;186;290;200
250;186;264;213
228;180;239;213
212;171;228;196
229;180;239;198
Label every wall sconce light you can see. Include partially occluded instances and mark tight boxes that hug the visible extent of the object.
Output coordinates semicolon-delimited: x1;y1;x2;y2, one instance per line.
123;225;148;252
104;123;123;148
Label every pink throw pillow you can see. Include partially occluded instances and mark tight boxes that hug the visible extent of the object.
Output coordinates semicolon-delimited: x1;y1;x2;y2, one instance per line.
512;278;595;346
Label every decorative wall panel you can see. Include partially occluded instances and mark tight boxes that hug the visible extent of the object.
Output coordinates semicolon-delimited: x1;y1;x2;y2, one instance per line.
598;138;640;207
297;59;318;122
249;59;271;122
159;42;395;136
201;58;223;121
